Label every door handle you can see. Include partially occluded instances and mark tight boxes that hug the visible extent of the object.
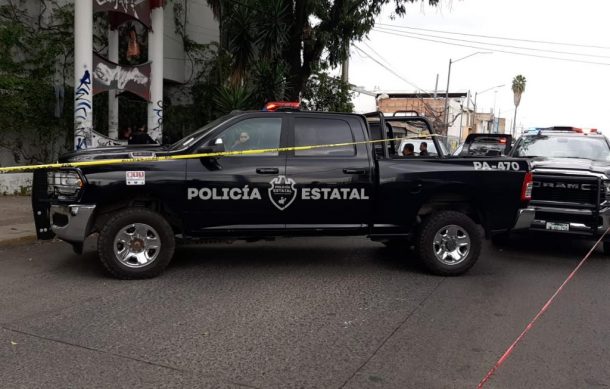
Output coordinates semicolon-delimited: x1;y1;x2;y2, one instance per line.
256;168;279;174
343;168;366;175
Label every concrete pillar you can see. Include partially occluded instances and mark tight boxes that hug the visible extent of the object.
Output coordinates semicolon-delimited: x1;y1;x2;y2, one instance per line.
108;26;119;139
74;0;93;150
147;4;164;143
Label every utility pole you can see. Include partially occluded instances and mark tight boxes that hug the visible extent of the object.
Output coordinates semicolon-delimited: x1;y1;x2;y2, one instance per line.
74;0;93;150
148;1;165;143
108;25;119;139
443;52;491;134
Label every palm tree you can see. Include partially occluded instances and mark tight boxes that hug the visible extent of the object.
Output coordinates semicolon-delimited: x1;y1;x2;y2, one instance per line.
512;74;526;134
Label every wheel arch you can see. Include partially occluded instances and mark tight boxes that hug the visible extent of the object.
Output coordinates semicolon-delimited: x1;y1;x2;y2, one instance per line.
416;186;489;236
91;196;182;236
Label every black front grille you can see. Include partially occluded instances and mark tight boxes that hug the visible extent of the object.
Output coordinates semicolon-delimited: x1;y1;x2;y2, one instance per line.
532;174;599;206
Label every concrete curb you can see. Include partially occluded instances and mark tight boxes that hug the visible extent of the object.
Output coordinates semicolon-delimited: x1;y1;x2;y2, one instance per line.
0;234;37;247
0;223;37;247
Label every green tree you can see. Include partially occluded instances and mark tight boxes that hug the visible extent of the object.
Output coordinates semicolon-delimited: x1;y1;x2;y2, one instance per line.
0;1;75;163
301;71;354;112
208;0;439;100
511;74;526;134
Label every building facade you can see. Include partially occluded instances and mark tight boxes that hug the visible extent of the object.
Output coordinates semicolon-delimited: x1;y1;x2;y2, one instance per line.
0;0;218;193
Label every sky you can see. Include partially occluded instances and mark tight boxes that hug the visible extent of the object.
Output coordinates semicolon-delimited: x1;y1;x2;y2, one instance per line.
349;0;610;132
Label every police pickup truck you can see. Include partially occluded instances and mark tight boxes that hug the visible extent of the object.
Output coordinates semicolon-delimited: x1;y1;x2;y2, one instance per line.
32;109;534;279
507;126;610;252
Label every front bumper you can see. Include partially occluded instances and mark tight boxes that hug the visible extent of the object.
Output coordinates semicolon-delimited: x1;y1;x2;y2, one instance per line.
50;204;96;243
528;205;610;236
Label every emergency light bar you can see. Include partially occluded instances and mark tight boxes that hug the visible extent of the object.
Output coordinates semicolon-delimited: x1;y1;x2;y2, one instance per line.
263;101;301;112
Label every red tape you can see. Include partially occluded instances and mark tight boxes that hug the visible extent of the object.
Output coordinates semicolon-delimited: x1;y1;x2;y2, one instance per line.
478;227;610;388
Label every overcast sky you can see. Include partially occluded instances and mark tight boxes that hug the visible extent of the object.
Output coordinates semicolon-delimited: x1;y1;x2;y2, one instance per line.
349;0;610;132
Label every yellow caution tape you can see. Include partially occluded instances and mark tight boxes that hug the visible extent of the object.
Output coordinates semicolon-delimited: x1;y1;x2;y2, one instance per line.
0;135;443;174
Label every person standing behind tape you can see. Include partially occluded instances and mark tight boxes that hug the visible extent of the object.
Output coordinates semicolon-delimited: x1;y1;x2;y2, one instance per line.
129;125;157;145
119;127;132;141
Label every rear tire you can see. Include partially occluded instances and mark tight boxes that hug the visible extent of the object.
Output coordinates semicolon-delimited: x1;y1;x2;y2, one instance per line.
416;211;481;276
97;208;175;279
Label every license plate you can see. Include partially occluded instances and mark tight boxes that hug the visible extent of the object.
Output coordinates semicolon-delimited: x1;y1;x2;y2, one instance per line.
546;222;569;231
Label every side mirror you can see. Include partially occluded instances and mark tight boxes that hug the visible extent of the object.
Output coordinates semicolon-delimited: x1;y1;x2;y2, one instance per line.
197;138;225;155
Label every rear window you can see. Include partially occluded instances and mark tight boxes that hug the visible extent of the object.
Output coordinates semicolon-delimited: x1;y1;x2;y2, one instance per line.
465;137;509;156
294;118;355;157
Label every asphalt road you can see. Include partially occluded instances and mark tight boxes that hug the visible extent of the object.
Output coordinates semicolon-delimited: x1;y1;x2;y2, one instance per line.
0;234;609;388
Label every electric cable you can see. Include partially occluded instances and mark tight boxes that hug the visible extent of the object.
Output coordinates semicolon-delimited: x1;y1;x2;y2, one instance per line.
372;28;610;66
376;23;610;50
374;26;610;60
353;45;435;96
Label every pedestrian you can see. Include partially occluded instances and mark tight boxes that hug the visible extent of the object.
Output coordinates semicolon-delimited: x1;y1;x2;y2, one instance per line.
128;125;157;145
119;126;132;141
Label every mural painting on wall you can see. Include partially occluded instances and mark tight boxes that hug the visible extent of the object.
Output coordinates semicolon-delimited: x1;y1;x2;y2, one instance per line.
93;0;152;28
93;53;151;101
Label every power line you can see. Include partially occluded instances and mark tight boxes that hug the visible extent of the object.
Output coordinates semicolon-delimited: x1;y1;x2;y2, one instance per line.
362;41;394;68
376;23;610;50
374;26;610;60
352;45;434;96
372;28;610;66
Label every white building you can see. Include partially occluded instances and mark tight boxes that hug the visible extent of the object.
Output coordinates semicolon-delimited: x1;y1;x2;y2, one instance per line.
0;0;218;194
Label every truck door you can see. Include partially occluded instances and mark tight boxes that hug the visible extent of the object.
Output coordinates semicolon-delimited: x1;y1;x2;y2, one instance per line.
282;115;374;231
185;114;288;234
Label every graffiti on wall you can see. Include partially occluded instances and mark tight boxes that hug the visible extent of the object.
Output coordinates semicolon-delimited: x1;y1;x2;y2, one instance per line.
92;130;128;147
94;0;151;29
149;99;163;143
75;70;91;121
93;54;151;101
75;127;91;151
75;69;92;150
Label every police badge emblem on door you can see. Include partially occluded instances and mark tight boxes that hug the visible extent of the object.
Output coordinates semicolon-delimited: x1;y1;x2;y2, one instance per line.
268;176;297;211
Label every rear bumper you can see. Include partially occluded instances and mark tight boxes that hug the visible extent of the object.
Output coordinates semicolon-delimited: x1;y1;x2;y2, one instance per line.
513;207;535;230
50;204;96;243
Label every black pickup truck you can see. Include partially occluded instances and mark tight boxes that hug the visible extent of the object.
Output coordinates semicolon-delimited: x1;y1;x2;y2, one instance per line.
507;126;610;252
32;111;534;279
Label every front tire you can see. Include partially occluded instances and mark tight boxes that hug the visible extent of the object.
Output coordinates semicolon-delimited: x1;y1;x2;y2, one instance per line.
97;208;175;279
416;211;481;276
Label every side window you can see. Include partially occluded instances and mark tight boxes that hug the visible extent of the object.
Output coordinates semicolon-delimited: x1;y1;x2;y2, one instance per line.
398;138;438;157
294;118;355;157
219;117;282;156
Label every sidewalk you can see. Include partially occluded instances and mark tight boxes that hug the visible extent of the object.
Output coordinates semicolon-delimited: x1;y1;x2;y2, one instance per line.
0;196;37;246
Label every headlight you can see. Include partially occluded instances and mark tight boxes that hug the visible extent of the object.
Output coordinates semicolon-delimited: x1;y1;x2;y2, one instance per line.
47;170;84;196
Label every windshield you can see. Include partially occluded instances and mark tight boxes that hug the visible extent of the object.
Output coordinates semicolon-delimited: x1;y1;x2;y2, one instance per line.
169;115;232;150
513;135;610;161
